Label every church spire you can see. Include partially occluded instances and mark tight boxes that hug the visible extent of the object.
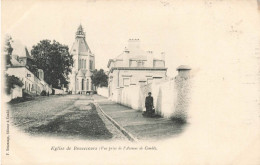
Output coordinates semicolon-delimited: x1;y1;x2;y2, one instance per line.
75;24;85;38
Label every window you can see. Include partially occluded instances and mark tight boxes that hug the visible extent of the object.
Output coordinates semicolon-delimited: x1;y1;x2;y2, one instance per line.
137;61;144;67
82;79;84;90
123;78;130;87
89;60;93;70
86;79;89;90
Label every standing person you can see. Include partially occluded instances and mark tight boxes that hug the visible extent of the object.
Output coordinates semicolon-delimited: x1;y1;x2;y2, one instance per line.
145;92;154;116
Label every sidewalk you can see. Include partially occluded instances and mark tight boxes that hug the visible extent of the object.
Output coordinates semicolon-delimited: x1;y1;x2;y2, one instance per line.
93;95;187;141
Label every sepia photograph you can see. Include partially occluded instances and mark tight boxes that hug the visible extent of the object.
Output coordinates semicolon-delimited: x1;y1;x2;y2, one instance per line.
1;0;260;164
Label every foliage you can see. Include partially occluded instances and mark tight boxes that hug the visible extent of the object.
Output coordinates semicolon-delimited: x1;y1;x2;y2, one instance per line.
4;35;13;67
91;69;108;87
31;40;73;88
5;74;24;95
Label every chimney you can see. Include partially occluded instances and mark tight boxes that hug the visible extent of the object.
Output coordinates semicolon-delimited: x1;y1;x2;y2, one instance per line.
146;51;154;67
161;52;165;61
128;39;140;50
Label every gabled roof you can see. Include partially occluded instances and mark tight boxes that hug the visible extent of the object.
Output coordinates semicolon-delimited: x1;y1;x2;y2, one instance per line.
11;40;32;59
77;69;85;77
85;70;92;77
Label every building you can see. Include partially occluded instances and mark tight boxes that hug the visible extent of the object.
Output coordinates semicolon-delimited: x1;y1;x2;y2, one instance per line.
5;40;52;99
68;25;95;94
107;39;167;97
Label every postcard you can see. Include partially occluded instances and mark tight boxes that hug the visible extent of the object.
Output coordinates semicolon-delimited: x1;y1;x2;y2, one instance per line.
1;0;260;164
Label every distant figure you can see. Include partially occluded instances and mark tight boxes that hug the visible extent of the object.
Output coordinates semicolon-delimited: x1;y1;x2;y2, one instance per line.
47;92;49;96
144;92;154;116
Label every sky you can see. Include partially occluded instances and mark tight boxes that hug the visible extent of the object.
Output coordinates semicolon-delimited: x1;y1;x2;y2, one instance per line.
2;0;260;77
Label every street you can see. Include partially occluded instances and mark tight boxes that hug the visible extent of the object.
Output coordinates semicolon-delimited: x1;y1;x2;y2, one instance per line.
7;95;127;141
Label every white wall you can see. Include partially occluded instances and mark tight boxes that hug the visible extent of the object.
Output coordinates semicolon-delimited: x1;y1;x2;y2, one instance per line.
4;85;23;102
97;87;109;98
6;67;52;96
110;76;191;119
52;88;64;95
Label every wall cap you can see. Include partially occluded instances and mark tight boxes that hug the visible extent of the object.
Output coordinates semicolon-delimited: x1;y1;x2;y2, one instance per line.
177;65;191;71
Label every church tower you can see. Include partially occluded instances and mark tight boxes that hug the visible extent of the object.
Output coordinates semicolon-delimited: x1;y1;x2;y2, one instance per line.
69;24;95;94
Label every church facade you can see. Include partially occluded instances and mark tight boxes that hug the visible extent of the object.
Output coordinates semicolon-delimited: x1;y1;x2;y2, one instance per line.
68;25;95;94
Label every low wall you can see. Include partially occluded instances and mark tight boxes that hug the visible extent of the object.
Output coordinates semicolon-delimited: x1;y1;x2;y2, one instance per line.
97;87;109;98
52;88;64;95
4;85;23;102
111;75;191;120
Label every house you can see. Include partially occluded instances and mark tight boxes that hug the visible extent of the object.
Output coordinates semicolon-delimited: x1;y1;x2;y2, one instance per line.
5;40;52;99
107;39;167;97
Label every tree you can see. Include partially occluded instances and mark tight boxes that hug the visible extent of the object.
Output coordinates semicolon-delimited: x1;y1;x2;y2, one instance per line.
31;40;73;88
5;74;24;95
91;69;108;87
4;35;13;67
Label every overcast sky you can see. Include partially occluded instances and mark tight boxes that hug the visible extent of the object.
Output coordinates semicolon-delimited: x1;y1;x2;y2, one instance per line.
2;0;260;77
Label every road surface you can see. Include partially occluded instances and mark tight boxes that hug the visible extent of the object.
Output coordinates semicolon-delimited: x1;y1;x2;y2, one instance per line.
7;95;127;141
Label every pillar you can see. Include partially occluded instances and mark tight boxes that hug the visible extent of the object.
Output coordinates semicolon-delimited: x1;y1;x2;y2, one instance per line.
176;65;191;78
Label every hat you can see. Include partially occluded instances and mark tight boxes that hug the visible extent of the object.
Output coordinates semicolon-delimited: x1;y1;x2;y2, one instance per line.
148;92;151;94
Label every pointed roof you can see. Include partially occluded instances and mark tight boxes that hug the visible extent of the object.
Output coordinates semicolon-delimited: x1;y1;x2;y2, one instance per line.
70;24;92;55
77;24;83;33
85;70;92;77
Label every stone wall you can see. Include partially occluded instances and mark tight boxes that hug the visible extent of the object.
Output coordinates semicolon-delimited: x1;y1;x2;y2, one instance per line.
110;67;192;120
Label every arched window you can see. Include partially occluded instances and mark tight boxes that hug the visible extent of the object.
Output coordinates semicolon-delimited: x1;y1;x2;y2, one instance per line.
81;59;83;69
82;79;84;90
89;60;92;70
78;59;81;69
86;79;89;90
84;59;86;69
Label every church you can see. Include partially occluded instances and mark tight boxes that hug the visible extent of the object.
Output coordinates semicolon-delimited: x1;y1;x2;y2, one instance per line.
68;25;95;94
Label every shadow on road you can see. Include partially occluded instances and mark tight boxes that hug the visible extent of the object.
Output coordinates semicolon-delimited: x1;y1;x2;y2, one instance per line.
28;103;113;140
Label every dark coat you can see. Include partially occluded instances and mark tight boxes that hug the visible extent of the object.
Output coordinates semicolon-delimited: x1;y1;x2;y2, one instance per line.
145;96;154;109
